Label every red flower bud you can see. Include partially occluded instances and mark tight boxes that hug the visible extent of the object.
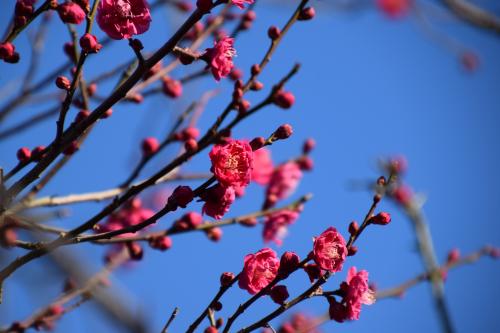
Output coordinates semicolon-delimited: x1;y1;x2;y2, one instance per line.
141;137;159;156
251;64;261;76
348;221;359;235
304;263;321;282
279;251;300;278
206;227;222;242
204;327;218;333
181;127;200;141
273;90;295;109
16;147;31;163
369;212;391;225
220;272;235;287
270;285;289;305
79;33;102;53
446;248;460;264
32;146;46;161
126;242;144;261
129;93;144;103
347;246;358;256
243;10;256;22
303;138;315;154
239;217;258;227
0;42;16;60
298;7;315;21
273;124;293;140
57;2;85;24
249;137;266;150
297;156;313;171
168;185;194;208
162;77;183;98
184;139;198;153
56;76;71;90
229;68;242;81
238;99;250;114
250;80;263;91
268;26;281;40
149;235;172;251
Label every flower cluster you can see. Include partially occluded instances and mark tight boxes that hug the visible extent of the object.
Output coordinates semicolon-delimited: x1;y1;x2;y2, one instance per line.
202;139;253;219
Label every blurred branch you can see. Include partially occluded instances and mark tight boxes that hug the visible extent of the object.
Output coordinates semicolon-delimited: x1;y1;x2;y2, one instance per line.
442;0;500;35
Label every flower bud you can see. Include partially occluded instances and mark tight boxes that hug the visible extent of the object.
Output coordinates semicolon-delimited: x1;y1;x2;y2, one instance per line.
168;186;194;208
239;217;258;227
304;263;321;282
79;33;102;53
238;99;250;114
251;64;261;76
204;327;218;333
250;80;263;91
347;246;358;256
220;272;235;287
162;77;183;98
267;26;281;40
129;93;144;103
229;68;242;81
278;251;300;278
56;76;71;90
369;212;391;225
446;248;460;264
141;137;159;156
16;147;31;163
184;139;198;153
0;42;16;60
273;124;293;140
206;227;222;242
270;285;289;305
303;138;315;154
298;7;315;21
181;127;200;141
57;2;85;24
273;90;295;109
249;137;265;150
126;242;144;261
32;146;46;161
149;235;172;251
297;156;313;171
348;221;359;235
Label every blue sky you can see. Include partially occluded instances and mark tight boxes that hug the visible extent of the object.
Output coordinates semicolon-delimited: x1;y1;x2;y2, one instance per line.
1;0;499;332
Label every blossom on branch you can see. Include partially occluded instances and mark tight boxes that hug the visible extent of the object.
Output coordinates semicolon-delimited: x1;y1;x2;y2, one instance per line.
209;139;253;188
313;227;347;272
97;0;152;40
203;36;236;81
238;248;279;294
201;184;236;220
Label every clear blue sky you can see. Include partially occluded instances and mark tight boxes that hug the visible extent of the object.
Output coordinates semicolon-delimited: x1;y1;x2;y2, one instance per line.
1;1;499;332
